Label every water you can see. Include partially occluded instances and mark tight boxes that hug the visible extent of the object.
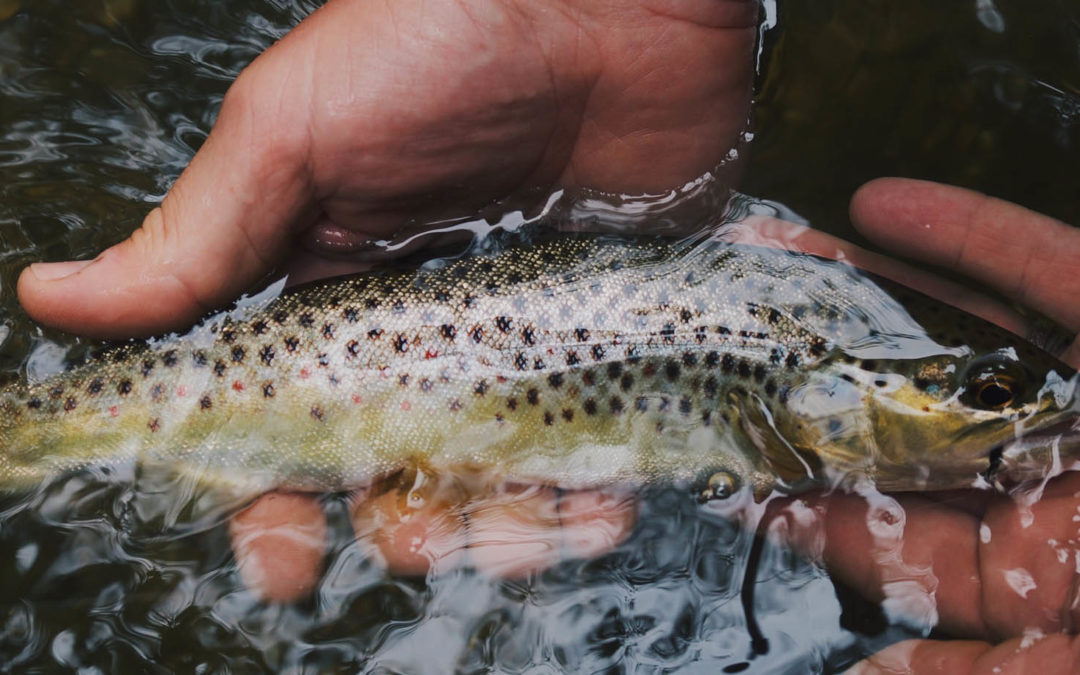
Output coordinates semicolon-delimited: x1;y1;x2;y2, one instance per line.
0;0;1077;672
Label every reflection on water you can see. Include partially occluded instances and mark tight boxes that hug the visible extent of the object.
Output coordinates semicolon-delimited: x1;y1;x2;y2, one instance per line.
0;0;1077;672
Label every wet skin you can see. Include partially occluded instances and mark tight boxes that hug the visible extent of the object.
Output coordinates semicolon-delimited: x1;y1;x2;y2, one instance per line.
13;0;1080;671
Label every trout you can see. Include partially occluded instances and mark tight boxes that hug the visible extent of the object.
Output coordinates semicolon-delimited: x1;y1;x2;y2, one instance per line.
1;232;1077;499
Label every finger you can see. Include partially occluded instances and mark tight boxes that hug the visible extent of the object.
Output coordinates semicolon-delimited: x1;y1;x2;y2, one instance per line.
729;217;1029;335
17;9;321;339
799;473;1080;642
849;635;1080;675
465;484;564;577
850;178;1080;332
229;492;328;602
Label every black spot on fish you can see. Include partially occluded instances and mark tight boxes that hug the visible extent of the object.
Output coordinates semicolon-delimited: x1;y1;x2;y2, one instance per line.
27;397;41;409
660;323;676;344
863;360;879;372
737;360;752;379
583;398;598;415
231;346;246;363
434;290;450;303
323;324;335;339
284;337;300;353
263;383;275;398
544;411;555;426
214;360;227;377
151;384;165;402
507;397;518;411
659;397;672;412
399;374;410;387
463;294;478;308
680;309;693;323
521;326;537;346
343;307;359;322
316;353;329;367
310;406;324;422
682;353;697;368
562;408;574;422
364;298;379;310
626;345;642;364
548;373;564;389
768;308;782;324
514;353;528;371
566;351;580;366
87;378;103;395
63;397;77;412
496;316;512;333
785;352;800;369
609;396;624;414
393;334;409;353
914;377;931;390
705;351;721;368
607;362;623;379
260;344;275;365
704;376;719;397
717;326;732;336
221;330;237;344
620;373;634;392
49;385;64;400
193;351;208;368
840;373;855;384
679;398;692;415
582;369;595;387
809;337;827;357
148;418;160;432
635;396;649;412
474;380;488;396
118;380;132;395
533;357;546;370
299;314;314;328
366;328;383;341
471;325;484;343
721;354;735;373
392;301;405;315
527;388;540;405
328;374;340;387
252;320;269;335
591;344;605;361
575;327;590;341
770;348;783;365
702;411;712;426
161;350;178;368
273;310;289;324
494;413;504;424
753;364;767;382
441;324;456;341
874;378;888;388
200;395;212;410
420;378;433;393
141;360;154;377
765;379;778;397
665;361;681;381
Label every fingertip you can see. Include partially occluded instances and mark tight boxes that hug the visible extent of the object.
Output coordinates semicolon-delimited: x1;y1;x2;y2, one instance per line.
229;492;328;603
558;489;636;560
466;485;563;578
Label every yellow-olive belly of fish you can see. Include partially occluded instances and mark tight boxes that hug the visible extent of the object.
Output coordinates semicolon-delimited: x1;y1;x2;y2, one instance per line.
1;233;1077;499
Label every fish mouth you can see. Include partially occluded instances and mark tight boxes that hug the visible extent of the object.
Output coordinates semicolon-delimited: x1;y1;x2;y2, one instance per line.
990;416;1080;484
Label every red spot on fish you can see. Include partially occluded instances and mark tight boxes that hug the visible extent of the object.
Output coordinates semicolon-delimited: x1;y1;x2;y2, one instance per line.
109;406;119;417
232;380;245;391
401;400;411;411
425;349;439;359
352;394;363;405
496;375;508;384
177;385;188;397
300;368;311;379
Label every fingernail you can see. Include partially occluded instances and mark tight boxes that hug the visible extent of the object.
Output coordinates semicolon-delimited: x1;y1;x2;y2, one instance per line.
29;259;93;281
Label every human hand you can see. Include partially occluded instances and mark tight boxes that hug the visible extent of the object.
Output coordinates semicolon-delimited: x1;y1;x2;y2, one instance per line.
12;0;758;600
788;178;1080;674
15;0;758;338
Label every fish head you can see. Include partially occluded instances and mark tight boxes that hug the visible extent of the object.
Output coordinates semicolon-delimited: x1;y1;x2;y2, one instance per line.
783;341;1080;491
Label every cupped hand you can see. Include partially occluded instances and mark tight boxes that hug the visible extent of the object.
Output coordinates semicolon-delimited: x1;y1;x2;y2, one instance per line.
12;0;758;600
16;0;758;338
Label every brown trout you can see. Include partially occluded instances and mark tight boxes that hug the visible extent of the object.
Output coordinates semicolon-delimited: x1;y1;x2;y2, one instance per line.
1;232;1077;498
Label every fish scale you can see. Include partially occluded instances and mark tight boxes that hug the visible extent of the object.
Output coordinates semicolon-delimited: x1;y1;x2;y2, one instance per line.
1;232;1076;498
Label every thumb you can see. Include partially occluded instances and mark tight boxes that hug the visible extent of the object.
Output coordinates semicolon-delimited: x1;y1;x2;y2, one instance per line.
17;50;316;340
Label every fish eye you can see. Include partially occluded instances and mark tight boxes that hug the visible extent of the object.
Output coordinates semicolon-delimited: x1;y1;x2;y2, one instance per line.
970;374;1018;410
961;355;1028;411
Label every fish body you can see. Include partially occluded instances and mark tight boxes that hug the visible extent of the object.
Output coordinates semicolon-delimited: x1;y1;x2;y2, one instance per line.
1;232;1076;497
